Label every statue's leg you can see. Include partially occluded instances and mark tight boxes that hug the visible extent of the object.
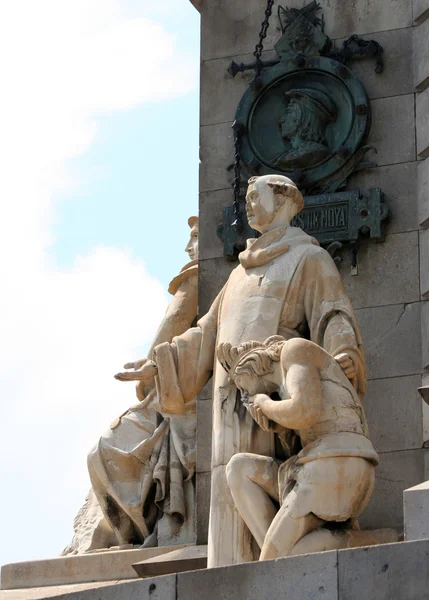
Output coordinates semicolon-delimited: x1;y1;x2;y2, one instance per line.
226;452;279;549
260;505;323;560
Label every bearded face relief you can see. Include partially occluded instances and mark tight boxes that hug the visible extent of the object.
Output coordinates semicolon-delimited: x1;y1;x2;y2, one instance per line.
274;89;337;170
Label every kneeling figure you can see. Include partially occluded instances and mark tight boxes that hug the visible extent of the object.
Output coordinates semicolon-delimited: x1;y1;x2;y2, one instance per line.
217;336;379;560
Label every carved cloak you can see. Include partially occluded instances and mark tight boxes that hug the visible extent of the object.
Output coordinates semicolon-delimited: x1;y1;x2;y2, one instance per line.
153;226;366;567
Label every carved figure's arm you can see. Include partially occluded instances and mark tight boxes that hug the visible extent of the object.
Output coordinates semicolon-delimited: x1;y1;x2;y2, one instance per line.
255;362;322;430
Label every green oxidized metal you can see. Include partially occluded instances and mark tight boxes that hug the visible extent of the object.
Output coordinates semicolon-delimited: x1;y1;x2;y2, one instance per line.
234;54;371;192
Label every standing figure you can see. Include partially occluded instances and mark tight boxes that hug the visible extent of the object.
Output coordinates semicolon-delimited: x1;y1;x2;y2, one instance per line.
115;174;366;568
217;336;378;560
64;217;199;555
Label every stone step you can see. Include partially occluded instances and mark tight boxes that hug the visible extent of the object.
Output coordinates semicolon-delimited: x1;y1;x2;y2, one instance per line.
1;545;189;590
132;545;207;578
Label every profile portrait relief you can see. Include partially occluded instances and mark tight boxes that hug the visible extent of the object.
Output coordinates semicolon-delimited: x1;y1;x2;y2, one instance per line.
274;88;337;170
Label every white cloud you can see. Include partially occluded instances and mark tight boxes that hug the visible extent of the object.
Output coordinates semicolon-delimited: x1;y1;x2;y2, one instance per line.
0;0;197;564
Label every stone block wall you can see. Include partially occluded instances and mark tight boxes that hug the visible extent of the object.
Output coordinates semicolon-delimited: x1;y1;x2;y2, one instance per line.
196;0;429;541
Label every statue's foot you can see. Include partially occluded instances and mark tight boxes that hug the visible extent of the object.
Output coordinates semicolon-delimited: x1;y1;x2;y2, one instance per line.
290;526;399;556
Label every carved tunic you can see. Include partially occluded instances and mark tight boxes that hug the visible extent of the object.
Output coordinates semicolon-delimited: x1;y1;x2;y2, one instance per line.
154;226;366;567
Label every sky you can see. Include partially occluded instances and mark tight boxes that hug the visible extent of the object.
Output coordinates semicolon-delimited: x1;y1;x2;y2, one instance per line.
0;0;200;566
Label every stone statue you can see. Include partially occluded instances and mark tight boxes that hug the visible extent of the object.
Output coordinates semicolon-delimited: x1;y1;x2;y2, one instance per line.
63;217;198;555
274;89;336;170
217;335;378;560
116;174;367;568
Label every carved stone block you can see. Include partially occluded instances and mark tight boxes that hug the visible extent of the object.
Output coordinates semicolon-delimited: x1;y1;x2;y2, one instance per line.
177;549;338;600
335;28;414;100
359;449;425;530
196;400;212;474
368;95;416;166
356;302;421;380
199;189;234;261
420;229;429;298
348;162;418;235
364;375;422;453
414;17;429;90
340;231;419;310
416;87;429;158
198;257;236;315
404;481;429;541
418;157;429;228
414;0;429;23
195;472;211;545
338;538;429;599
199;122;234;194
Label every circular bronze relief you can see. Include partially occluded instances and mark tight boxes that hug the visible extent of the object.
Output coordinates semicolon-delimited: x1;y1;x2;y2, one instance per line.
235;56;370;190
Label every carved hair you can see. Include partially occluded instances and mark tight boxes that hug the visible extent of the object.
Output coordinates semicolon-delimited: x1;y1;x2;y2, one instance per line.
217;336;285;379
283;89;337;147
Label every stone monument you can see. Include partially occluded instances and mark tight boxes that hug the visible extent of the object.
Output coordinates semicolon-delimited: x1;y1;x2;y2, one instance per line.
3;0;429;597
64;217;199;555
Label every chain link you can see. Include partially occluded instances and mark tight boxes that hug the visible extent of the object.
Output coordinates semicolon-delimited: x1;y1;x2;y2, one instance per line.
232;121;242;231
253;0;275;75
231;0;274;232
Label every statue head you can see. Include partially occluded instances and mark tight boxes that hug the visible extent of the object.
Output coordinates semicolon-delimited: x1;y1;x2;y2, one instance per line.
279;88;336;146
185;216;199;260
217;336;285;396
245;174;304;233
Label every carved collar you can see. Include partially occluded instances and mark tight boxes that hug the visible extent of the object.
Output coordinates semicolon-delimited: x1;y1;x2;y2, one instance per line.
239;226;319;269
168;259;198;295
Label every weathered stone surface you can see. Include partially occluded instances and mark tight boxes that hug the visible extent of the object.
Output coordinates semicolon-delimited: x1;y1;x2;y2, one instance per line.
422;301;429;370
200;51;276;127
348;162;418;236
132;545;207;578
42;577;176;600
367;95;416;167
197;380;212;402
200;0;412;61
177;550;338;600
416;87;429;158
0;547;183;590
199;189;234;261
338;539;429;600
335;28;413;100
199;122;233;194
198;257;236;315
200;0;280;62
364;376;422;453
420;229;429;298
195;472;211;546
421;373;429;444
414;17;429;90
418;157;429;228
200;95;416;195
356;302;421;381
414;0;429;23
359;449;425;530
196;400;212;474
404;481;429;541
339;232;419;310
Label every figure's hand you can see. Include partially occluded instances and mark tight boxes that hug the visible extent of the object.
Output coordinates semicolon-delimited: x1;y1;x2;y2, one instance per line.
114;361;158;382
335;353;356;383
248;394;271;432
123;358;147;371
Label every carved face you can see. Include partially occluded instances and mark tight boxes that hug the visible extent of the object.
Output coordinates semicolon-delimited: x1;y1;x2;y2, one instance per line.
245;180;275;231
280;102;300;139
234;371;267;397
185;224;199;260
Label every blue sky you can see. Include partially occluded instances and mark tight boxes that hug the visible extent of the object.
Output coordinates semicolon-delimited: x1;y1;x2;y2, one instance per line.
0;0;200;567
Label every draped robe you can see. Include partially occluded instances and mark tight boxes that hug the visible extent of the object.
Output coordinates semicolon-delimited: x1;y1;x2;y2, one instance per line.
87;259;198;547
153;226;366;567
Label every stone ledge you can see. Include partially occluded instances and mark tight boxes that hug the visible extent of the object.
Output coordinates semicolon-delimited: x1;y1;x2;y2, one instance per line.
1;546;187;591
